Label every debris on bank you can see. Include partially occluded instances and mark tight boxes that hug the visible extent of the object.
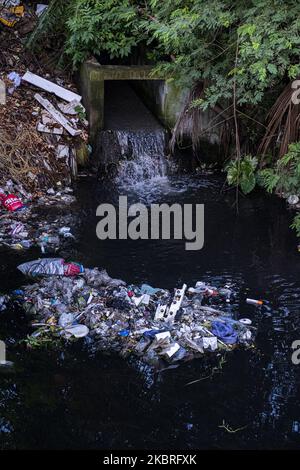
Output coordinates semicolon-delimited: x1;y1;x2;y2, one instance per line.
0;179;79;252
0;13;89;251
0;13;89;194
9;259;256;367
0;1;26;29
0;68;88;191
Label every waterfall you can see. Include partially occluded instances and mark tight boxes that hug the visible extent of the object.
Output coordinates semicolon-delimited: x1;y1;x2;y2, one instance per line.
97;81;170;197
115;129;168;186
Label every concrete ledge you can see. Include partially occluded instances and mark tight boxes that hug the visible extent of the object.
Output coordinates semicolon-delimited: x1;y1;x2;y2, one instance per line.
80;59;163;146
87;60;162;81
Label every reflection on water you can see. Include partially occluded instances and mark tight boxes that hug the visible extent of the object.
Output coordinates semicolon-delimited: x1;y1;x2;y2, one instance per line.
0;174;300;449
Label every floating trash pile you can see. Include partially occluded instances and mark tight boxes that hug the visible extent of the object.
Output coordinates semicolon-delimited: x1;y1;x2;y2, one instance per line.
0;180;78;252
7;258;256;367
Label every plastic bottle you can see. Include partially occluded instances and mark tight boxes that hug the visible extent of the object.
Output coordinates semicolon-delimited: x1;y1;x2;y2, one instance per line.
20;240;32;249
41;235;60;245
246;298;263;306
0;193;24;212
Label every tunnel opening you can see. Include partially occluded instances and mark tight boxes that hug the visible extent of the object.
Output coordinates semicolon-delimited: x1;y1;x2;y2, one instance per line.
96;80;169;184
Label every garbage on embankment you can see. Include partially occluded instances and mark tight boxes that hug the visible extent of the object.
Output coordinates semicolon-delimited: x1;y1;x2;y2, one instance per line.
6;259;256;368
0;2;25;29
0;68;88;191
0;18;89;194
0;179;78;252
0;22;87;252
0;1;48;34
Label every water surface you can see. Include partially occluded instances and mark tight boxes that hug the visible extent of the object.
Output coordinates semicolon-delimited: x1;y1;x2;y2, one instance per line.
0;174;300;450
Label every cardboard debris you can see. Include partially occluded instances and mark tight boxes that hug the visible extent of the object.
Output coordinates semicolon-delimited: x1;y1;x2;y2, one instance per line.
35;93;82;137
22;71;82;103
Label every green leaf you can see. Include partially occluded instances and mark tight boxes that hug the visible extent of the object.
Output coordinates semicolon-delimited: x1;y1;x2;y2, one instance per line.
241;173;256;194
267;63;277;74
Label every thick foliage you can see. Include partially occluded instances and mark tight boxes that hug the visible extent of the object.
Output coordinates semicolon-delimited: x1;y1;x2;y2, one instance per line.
29;0;300;106
226;145;300;237
258;142;300;195
291;214;300;238
65;0;143;67
146;0;300;110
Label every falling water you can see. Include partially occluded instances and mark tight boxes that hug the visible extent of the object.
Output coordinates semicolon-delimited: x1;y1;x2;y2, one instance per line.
97;81;171;199
115;129;169;186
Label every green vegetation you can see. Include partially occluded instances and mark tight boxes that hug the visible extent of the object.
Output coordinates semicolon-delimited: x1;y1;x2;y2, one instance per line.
226;144;300;237
23;330;61;349
228;143;300;196
259;143;300;196
29;0;300;104
147;0;300;109
65;1;143;66
27;0;143;67
226;156;258;195
28;0;300;236
291;214;300;237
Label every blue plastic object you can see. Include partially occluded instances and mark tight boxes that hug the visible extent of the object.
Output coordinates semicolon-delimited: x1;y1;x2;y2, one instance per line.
211;320;238;344
119;329;130;337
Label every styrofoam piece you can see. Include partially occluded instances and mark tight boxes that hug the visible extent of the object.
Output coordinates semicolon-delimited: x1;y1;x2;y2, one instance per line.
57;99;82;115
199;336;218;351
35;93;81;136
37;122;63;135
154;304;168;320
154;331;171;342
141;294;150;305
165;284;187;322
160;342;180;359
23;71;82;103
132;295;144;307
64;324;89;338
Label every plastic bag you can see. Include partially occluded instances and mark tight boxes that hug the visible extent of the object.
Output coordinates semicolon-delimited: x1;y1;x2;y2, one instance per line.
18;258;84;277
18;258;65;277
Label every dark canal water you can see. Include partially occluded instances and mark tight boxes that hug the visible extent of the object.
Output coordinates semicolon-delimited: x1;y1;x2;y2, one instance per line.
0;173;300;449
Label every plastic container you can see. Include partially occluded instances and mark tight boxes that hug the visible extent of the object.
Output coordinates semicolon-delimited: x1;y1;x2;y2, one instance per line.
246;298;263;306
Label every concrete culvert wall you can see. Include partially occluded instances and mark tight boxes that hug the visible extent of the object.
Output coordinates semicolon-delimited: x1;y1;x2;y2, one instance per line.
79;59;224;166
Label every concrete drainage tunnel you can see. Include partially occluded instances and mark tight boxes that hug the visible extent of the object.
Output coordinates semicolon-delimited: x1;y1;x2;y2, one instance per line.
97;80;169;183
